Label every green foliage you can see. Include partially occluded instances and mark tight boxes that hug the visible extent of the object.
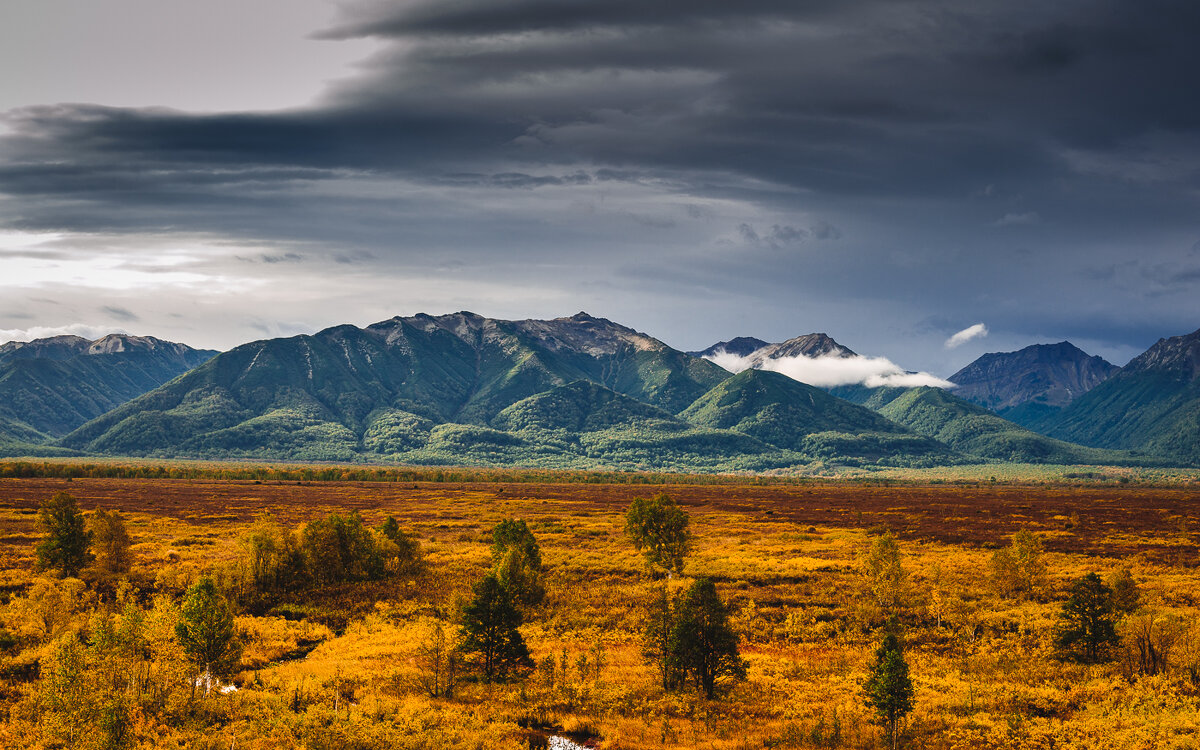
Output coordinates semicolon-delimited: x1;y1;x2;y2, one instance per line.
1054;573;1120;663
362;409;434;454
863;629;915;749
1038;364;1200;465
625;493;691;575
301;512;385;585
60;314;729;461
0;458;843;485
380;516;401;542
35;492;93;577
240;512;307;595
642;586;684;691
679;369;909;448
0;340;214;440
990;530;1046;599
378;515;424;576
665;578;746;699
798;430;958;467
457;572;533;682
89;509;132;576
867;386;1144;465
175;575;242;684
492;380;674;433
490;519;545;607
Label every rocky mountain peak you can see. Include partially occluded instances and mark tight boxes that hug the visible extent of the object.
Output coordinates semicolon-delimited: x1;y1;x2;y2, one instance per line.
1121;327;1200;380
691;337;770;358
742;333;857;368
949;341;1117;410
87;334;165;355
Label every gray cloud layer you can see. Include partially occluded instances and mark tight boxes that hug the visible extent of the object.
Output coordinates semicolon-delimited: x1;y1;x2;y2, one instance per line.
0;0;1197;365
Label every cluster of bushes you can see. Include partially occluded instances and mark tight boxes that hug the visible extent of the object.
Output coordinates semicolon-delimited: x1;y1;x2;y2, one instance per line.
239;511;424;601
32;492;133;582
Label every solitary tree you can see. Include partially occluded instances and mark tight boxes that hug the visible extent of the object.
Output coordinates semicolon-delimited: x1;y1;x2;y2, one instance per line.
490;519;544;606
642;585;684;691
666;578;745;699
625;493;691;576
176;576;242;694
380;516;402;542
1108;568;1141;615
990;530;1046;598
863;629;915;750
414;621;459;698
863;531;907;611
378;515;424;576
458;572;533;682
1054;572;1119;663
90;509;133;576
35;492;93;577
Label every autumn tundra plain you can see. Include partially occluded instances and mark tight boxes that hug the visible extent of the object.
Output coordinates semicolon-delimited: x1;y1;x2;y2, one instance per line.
1;465;1199;748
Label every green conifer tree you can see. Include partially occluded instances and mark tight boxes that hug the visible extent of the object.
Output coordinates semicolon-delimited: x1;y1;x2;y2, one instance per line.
1054;572;1120;663
458;572;533;682
667;578;745;699
864;629;914;750
35;492;93;577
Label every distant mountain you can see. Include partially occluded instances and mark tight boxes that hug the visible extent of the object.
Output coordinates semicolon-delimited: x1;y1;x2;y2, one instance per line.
57;313;966;470
681;369;903;447
749;333;857;363
0;334;217;451
678;369;955;465
483;380;792;471
9;313;1187;471
0;335;93;364
948;342;1116;427
690;337;770;358
1036;328;1200;464
694;333;855;365
856;385;1141;464
61;312;732;462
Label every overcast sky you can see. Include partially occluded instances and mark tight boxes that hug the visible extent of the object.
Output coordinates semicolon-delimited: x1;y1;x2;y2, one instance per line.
1;0;1197;374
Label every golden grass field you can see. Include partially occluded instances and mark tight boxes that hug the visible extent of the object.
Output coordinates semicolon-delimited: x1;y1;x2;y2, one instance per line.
1;470;1198;749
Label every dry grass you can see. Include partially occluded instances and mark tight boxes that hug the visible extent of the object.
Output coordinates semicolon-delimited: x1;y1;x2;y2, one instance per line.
0;475;1198;748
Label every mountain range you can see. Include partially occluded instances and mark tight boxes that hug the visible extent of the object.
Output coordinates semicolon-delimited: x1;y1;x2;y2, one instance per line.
2;314;1197;471
1030;329;1200;465
0;335;216;455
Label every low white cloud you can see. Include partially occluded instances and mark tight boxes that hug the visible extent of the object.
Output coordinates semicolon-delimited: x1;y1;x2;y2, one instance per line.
0;324;125;344
944;323;988;349
705;349;759;373
706;349;953;389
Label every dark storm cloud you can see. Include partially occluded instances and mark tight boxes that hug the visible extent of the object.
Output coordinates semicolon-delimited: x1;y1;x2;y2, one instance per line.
318;0;839;38
8;0;1196;196
101;305;139;322
0;0;1197;359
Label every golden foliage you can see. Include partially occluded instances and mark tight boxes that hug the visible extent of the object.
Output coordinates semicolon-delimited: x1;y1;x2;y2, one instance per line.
0;475;1198;748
